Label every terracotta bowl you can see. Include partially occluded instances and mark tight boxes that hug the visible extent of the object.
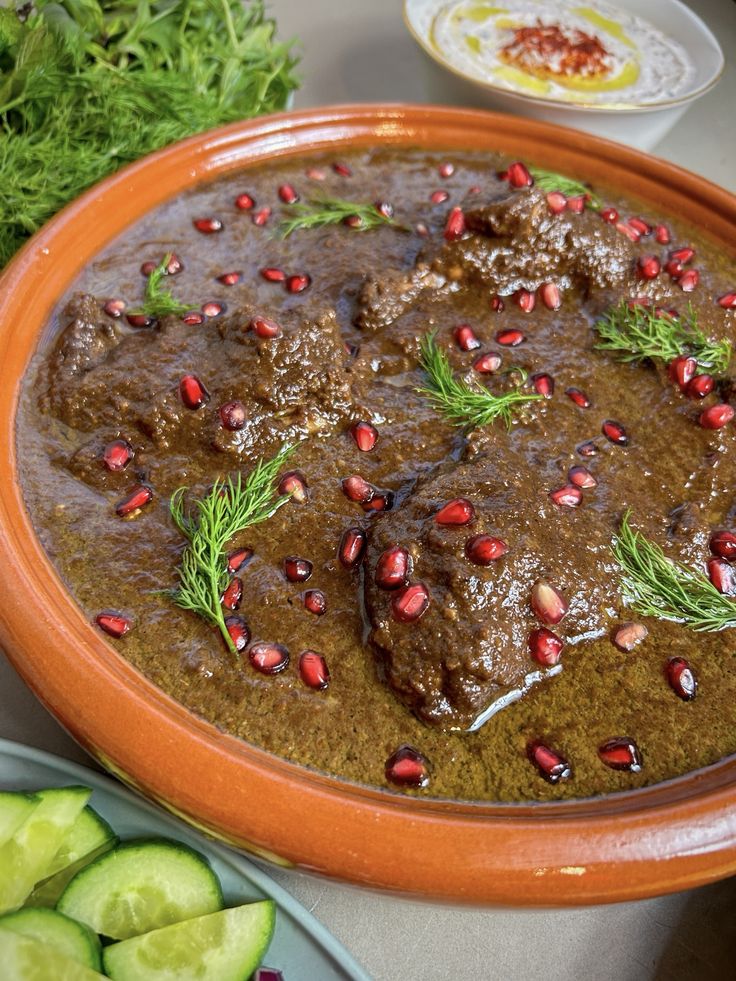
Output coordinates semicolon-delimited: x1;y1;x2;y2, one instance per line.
1;105;736;907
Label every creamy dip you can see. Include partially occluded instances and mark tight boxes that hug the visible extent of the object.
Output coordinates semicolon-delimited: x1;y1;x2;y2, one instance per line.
410;0;695;106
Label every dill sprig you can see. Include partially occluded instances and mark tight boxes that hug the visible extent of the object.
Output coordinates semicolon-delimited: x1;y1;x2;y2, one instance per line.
612;510;736;632
417;333;542;430
528;166;602;210
131;254;190;318
594;301;731;373
170;445;295;654
279;197;400;237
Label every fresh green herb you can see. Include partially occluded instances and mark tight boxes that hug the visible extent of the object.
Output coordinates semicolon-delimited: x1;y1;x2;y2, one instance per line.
130;254;190;318
594;300;731;373
612;510;736;632
170;445;295;654
417;333;542;430
0;1;299;267
279;197;401;237
528;167;602;210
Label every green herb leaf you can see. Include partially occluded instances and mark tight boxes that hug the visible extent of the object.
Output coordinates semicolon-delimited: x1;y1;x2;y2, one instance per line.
279;197;401;238
131;253;190;318
417;333;542;430
594;300;731;373
612;510;736;631
528;166;602;210
170;444;296;654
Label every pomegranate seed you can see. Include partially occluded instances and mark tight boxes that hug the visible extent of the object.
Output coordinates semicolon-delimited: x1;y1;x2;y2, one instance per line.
342;474;374;503
670;246;694;264
496;328;525;346
665;259;684;279
182;311;204;325
284;556;313;583
260;267;286;283
546;191;567;214
219;401;246;431
115;485;153;517
566;387;590;408
193;217;222;234
248;641;289;675
279;471;308;503
708;557;736;594
103;298;126;318
438;161;455;178
539;282;561;310
568;465;597;489
252;207;272;227
598;737;642;772
669;355;697;390
566;195;585;213
225;615;250;652
474;352;502;374
332;161;352;176
392;582;430;623
250;315;282;338
234;193;255;210
361;491;394;513
654;224;670;244
527;740;571;783
338;527;367;569
278;183;299;204
717;292;736;310
686;374;714;398
666;656;697;701
490;295;505;312
454;324;481;351
628;217;651;236
385;745;430;788
435;498;475;526
699;403;734;429
202;301;224;319
126;313;153;328
602;419;629;445
530;580;568;624
577;440;598;456
222;577;243;611
299;650;330;690
375;546;411;590
600;207;619;223
443;207;466;241
636;255;661;280
102;439;133;472
343;214;363;229
95;612;132;639
528;627;563;666
217;270;242;286
351;421;378;451
514;289;535;313
286;273;311;293
227;548;253;575
303;589;327;615
616;222;640;242
506;161;533;187
375;201;394;219
679;269;700;292
532;372;554;397
464;534;508;565
415;221;429;237
165;254;183;275
140;260;157;277
306;167;326;181
254;969;284;981
549;485;582;508
612;621;648;651
710;529;736;561
430;189;449;204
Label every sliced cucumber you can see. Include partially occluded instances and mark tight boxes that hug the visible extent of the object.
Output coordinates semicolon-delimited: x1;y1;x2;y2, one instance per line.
57;838;224;940
103;901;276;981
0;925;105;980
0;907;102;971
0;792;40;849
0;786;91;915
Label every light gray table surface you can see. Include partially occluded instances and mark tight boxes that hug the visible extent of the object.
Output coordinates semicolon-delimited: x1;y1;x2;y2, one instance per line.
2;1;736;978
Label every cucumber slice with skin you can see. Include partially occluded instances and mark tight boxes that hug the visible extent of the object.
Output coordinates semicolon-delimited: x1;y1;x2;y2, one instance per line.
0;792;40;849
103;901;276;981
0;786;91;915
0;907;102;971
57;838;224;940
0;925;105;980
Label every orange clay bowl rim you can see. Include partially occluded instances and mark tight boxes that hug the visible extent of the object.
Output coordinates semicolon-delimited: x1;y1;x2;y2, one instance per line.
1;105;736;907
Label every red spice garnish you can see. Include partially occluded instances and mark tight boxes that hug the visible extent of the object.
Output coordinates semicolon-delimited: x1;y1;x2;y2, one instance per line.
500;20;613;81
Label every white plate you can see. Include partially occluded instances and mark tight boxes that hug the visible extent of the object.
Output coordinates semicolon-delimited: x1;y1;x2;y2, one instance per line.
0;738;370;981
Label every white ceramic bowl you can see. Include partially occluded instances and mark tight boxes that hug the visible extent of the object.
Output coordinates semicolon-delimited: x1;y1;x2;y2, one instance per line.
404;0;724;151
